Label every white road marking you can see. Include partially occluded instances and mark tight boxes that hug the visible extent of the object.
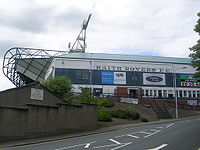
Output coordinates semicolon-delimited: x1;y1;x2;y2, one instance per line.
139;131;151;135
84;143;91;148
109;139;121;145
166;123;174;128
115;132;138;138
94;138;132;150
144;130;161;138
148;144;168;150
150;129;160;132
111;142;132;150
156;127;163;129
94;142;132;150
127;134;139;138
54;141;96;150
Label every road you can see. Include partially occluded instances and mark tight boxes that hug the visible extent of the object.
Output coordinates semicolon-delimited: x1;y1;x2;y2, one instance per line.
1;117;200;150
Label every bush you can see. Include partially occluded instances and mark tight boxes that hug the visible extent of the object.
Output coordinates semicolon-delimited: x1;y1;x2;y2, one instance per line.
43;76;72;100
109;109;127;119
97;98;115;108
109;109;140;120
140;117;148;122
126;109;140;120
97;111;112;122
80;88;92;103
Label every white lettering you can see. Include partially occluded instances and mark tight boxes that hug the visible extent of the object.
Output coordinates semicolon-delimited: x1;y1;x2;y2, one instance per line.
94;65;172;73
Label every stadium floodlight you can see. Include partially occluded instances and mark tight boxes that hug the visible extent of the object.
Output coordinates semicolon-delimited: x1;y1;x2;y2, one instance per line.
69;14;92;53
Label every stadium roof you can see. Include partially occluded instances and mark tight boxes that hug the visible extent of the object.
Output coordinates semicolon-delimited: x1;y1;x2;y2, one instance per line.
58;52;191;64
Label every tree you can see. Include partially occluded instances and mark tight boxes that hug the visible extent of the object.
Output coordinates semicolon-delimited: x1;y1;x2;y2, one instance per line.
189;12;200;77
43;76;72;100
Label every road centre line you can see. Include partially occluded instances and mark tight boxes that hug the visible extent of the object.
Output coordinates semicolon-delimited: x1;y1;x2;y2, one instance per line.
147;144;168;150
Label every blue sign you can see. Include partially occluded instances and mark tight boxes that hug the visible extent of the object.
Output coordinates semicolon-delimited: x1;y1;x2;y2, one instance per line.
102;72;114;84
146;76;163;82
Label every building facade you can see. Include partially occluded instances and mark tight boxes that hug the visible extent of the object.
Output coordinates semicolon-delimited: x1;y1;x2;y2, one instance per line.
45;52;200;99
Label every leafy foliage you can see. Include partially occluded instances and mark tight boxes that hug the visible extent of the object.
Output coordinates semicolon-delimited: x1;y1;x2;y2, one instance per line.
189;12;200;77
97;111;112;122
43;76;72;100
95;98;115;108
79;88;115;109
79;88;93;103
109;109;140;120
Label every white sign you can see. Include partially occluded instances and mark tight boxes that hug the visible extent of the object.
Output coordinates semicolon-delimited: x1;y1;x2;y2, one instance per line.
31;88;44;101
187;100;197;106
143;73;166;85
94;65;171;73
120;98;138;104
114;72;126;84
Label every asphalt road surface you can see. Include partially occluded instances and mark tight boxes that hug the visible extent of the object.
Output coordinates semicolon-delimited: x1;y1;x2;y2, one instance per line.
2;117;200;150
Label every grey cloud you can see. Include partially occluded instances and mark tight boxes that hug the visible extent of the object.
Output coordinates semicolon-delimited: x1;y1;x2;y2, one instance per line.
0;6;55;33
54;8;89;29
0;40;18;57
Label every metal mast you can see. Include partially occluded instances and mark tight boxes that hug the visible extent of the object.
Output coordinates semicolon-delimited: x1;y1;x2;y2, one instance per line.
69;14;92;53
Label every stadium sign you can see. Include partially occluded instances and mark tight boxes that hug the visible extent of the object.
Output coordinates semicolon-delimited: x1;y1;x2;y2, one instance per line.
95;65;171;73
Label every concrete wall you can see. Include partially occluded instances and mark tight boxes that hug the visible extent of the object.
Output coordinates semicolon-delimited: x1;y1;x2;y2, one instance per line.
0;82;61;108
0;83;97;141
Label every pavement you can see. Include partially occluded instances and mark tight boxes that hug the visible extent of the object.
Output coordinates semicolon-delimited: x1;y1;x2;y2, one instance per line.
1;115;199;149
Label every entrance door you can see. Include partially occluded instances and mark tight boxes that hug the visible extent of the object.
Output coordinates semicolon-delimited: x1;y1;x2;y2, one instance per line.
130;89;137;98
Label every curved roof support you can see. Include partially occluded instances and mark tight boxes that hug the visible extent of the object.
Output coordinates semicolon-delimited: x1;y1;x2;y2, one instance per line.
2;47;67;87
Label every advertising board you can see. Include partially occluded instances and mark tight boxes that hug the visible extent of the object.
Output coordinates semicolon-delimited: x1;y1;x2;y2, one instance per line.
101;71;126;84
143;73;166;85
180;74;200;87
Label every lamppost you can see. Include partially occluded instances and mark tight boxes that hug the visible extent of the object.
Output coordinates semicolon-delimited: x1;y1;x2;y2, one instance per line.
173;66;187;119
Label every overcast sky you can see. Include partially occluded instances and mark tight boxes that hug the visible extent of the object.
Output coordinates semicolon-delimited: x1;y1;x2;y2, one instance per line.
0;0;199;91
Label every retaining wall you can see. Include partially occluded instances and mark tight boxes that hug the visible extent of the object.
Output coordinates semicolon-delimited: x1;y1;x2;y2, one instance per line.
0;83;97;141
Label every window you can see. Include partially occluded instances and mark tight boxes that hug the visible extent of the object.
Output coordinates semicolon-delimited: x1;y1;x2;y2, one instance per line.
145;90;149;96
163;90;167;98
154;90;157;97
131;72;138;80
142;89;144;96
179;91;183;97
76;70;89;80
82;70;89;79
149;90;153;96
183;91;187;97
168;90;173;98
188;91;192;97
193;91;196;97
197;91;200;98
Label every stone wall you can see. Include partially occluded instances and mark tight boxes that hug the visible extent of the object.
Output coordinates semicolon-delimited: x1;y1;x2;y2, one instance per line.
0;83;97;141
